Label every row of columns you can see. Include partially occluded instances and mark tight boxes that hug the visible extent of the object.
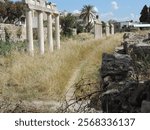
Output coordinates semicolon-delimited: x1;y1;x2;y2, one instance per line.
26;9;60;56
94;22;115;39
105;23;114;36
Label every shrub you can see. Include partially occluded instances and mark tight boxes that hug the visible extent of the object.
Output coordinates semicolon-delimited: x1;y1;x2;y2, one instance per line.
0;40;27;56
0;40;12;55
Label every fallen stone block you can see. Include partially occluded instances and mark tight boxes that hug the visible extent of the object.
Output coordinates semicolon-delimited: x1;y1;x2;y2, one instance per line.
101;53;133;81
141;100;150;113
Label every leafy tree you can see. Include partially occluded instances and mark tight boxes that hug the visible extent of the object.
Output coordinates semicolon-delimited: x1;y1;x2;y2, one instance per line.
60;13;76;37
148;6;150;23
0;0;25;24
76;21;84;34
80;5;96;32
0;2;7;23
139;5;149;23
15;2;26;22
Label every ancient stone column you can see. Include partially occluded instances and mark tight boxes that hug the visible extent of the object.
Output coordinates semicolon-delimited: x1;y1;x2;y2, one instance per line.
105;22;110;37
94;22;103;39
100;22;103;38
47;13;53;52
38;11;44;55
110;24;114;35
26;9;34;56
55;14;60;49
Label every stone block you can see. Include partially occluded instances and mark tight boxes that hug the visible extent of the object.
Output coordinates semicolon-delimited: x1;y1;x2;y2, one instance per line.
141;100;150;113
100;53;133;81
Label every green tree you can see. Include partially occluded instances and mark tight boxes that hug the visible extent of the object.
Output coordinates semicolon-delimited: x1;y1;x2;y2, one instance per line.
60;13;76;37
76;21;84;34
139;5;149;23
0;0;25;24
0;1;7;23
148;6;150;23
80;5;96;32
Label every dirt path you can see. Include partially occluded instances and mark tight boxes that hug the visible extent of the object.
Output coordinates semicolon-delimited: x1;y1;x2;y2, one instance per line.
65;34;123;103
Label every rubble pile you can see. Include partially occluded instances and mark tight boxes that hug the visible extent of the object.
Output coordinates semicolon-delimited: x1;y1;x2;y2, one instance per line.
99;32;150;113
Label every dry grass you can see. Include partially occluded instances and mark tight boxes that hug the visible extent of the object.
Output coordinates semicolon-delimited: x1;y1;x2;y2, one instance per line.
0;33;123;102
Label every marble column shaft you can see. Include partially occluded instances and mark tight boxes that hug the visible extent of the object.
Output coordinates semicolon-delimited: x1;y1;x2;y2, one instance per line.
26;9;34;56
47;13;53;52
55;15;60;49
38;11;44;55
105;23;110;37
110;24;114;35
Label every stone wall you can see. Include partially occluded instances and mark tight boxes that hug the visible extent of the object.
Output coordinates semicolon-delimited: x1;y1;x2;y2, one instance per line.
92;32;150;113
0;24;5;41
0;23;26;42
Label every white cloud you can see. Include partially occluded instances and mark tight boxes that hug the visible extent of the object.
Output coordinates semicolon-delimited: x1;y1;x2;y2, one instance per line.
93;6;99;12
130;13;135;18
101;12;114;17
130;13;139;21
114;14;139;22
73;10;81;14
101;12;114;21
114;17;130;21
111;1;119;10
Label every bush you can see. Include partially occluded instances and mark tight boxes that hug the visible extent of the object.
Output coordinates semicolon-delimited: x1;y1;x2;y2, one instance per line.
0;40;12;56
0;40;27;56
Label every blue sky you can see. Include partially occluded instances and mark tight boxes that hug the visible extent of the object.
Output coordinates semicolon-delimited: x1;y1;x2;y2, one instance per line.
49;0;149;21
12;0;149;21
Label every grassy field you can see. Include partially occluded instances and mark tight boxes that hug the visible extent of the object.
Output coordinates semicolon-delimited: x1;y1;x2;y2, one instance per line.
0;33;123;102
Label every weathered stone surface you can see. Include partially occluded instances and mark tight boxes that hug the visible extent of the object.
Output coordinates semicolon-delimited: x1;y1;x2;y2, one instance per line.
141;100;150;113
0;23;26;42
122;33;149;55
123;32;134;41
122;40;150;59
100;80;150;113
99;32;150;113
132;43;150;59
101;53;133;81
115;46;125;54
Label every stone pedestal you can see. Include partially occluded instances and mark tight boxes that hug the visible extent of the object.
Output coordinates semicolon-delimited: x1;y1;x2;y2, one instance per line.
105;23;110;37
47;13;53;52
26;9;34;56
55;15;60;49
110;24;114;35
38;11;44;55
94;21;103;39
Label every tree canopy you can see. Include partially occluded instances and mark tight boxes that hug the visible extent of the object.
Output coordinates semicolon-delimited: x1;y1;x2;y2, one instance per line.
60;13;76;37
80;5;97;32
0;0;25;24
139;5;150;23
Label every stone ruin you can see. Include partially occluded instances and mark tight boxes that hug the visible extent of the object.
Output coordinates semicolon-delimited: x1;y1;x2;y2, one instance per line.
1;0;114;52
0;25;5;41
94;19;114;39
96;32;150;113
23;0;60;56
